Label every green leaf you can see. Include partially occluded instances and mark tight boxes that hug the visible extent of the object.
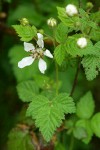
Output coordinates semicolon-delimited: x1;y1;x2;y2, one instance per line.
74;119;93;144
57;7;79;29
79;9;98;33
54;44;66;65
90;27;100;41
7;128;34;150
94;41;100;55
79;8;89;18
55;23;68;43
91;113;100;138
88;21;98;29
81;55;100;81
76;91;95;119
8;45;39;82
33;74;61;91
41;90;56;100
65;35;95;57
90;11;100;23
54;93;76;114
26;93;76;141
33;74;49;89
17;80;39;102
73;126;87;140
12;25;37;42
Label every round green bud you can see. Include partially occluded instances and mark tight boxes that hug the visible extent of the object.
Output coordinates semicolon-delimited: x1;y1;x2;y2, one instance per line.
19;18;29;26
86;2;93;10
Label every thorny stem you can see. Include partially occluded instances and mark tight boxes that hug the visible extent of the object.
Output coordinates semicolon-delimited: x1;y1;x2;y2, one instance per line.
70;58;81;97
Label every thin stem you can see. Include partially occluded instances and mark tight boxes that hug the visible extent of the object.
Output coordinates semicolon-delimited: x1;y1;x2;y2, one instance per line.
69;135;74;150
52;27;59;95
55;62;59;95
70;58;81;96
68;58;81;150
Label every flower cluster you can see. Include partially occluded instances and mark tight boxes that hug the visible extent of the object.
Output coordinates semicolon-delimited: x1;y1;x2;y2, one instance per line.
18;33;53;74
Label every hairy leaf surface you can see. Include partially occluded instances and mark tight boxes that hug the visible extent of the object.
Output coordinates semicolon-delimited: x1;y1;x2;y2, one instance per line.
26;93;76;141
17;80;39;102
12;25;37;42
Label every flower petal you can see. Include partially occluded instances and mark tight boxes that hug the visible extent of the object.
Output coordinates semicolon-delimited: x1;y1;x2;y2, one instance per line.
24;42;35;52
37;33;44;48
37;33;43;39
44;49;53;58
38;58;47;74
18;56;34;68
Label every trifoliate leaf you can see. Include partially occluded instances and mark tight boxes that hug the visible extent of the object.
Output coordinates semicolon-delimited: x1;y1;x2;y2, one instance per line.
74;119;93;144
81;55;100;81
57;7;79;29
26;93;76;141
65;35;95;57
17;80;39;102
7;128;34;150
91;113;100;138
76;91;95;119
12;25;37;42
54;44;66;65
9;45;39;82
55;23;68;43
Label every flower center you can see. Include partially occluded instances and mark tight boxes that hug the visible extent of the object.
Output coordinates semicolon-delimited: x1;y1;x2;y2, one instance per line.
30;48;44;59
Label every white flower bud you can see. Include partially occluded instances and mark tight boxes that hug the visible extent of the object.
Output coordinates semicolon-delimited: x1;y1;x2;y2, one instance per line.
65;4;78;16
47;18;57;27
77;37;87;48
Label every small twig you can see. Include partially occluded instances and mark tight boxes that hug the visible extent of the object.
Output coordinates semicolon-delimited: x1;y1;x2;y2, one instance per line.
70;58;81;97
30;131;40;150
